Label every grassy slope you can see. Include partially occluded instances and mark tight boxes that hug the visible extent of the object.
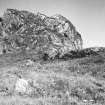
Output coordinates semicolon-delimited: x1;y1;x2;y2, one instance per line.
0;50;105;105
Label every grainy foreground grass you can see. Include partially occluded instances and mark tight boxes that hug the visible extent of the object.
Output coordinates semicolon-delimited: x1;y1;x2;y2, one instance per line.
0;52;105;105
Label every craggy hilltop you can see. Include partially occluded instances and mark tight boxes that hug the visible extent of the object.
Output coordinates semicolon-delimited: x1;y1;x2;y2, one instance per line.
0;9;83;58
0;9;105;105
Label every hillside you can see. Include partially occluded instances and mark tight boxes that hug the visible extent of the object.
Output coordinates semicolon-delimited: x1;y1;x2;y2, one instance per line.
0;47;105;105
0;8;105;105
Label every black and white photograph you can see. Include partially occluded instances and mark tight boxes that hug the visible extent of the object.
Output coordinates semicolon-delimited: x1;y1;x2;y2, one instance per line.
0;0;105;105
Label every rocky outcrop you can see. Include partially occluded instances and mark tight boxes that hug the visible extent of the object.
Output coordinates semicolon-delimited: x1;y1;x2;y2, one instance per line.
0;9;83;58
60;47;105;60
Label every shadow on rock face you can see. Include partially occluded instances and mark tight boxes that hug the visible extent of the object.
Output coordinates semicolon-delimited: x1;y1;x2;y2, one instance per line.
0;18;3;22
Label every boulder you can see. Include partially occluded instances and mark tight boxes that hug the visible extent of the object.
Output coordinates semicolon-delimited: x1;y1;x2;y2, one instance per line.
15;78;29;94
15;78;34;96
0;9;83;58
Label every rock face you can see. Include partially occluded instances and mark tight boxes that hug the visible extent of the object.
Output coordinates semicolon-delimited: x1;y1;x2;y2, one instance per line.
0;9;83;58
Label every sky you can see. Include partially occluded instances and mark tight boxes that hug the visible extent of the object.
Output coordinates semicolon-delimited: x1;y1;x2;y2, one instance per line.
0;0;105;48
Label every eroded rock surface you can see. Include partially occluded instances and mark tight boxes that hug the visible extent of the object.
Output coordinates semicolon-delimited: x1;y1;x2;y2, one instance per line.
0;9;83;58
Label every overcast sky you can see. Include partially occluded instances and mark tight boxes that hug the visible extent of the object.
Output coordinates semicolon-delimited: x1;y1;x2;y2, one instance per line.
0;0;105;48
